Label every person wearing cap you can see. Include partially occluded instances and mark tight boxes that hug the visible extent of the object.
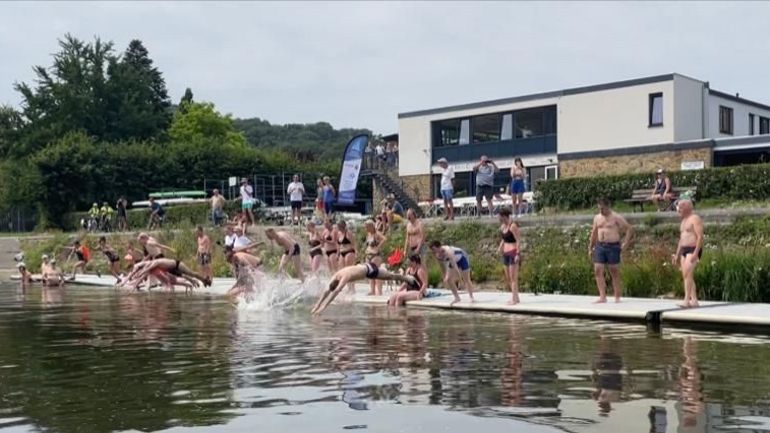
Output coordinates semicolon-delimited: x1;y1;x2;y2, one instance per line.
437;157;455;220
240;177;255;227
651;169;674;211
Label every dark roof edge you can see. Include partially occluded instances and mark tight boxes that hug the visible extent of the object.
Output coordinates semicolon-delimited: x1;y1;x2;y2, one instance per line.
558;139;714;160
709;89;770;112
398;74;675;119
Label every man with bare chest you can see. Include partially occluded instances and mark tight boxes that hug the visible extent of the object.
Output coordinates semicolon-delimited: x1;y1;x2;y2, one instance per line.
588;198;634;303
673;200;703;308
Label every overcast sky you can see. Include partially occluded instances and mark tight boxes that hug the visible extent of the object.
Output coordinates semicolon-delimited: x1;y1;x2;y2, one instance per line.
1;1;768;134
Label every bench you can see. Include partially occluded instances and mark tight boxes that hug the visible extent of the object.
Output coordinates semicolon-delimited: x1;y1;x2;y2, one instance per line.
624;186;697;212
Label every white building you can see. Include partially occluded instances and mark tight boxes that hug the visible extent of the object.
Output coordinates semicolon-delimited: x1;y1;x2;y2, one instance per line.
395;73;770;200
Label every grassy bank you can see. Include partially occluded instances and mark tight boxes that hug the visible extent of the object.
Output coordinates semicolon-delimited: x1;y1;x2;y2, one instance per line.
18;216;770;303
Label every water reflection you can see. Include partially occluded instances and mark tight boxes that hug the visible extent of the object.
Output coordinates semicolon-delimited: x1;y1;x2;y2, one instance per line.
0;286;769;433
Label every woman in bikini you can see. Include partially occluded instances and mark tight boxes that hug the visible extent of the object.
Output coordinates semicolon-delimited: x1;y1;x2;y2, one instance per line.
322;220;339;273
98;236;122;281
337;220;358;292
363;220;387;296
387;255;428;307
497;207;522;304
306;221;324;274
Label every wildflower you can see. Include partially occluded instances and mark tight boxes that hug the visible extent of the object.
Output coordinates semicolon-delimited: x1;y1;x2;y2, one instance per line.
711;261;717;266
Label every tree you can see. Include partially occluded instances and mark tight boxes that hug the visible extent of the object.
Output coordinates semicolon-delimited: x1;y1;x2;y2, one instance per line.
178;87;194;113
0;105;24;158
104;39;171;142
169;101;246;148
14;34;114;153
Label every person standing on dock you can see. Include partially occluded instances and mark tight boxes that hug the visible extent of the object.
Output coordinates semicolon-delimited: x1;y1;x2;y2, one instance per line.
588;198;634;303
497;207;522;305
430;240;476;306
196;226;213;283
673;200;703;308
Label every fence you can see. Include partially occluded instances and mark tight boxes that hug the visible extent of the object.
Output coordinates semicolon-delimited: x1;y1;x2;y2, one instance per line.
0;208;37;233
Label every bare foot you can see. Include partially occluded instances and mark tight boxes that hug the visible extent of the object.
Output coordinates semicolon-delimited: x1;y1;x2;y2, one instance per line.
507;299;519;305
594;298;607;304
690;301;700;308
367;291;375;296
450;297;461;306
677;302;691;308
614;298;621;303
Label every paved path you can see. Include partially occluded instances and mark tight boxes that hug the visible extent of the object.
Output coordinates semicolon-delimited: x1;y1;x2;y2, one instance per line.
40;274;770;328
0;237;20;272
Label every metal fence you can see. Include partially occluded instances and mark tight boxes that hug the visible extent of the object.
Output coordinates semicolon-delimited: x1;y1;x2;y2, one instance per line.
0;208;37;233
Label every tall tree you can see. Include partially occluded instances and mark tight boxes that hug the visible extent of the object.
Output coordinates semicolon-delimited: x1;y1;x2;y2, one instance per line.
14;34;114;153
179;87;194;113
0;105;24;158
104;39;171;141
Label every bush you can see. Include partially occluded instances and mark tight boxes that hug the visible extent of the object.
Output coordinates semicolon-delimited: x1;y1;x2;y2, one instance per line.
536;163;770;211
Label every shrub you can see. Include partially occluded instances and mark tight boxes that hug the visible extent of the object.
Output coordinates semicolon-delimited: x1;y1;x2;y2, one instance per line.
536;163;770;211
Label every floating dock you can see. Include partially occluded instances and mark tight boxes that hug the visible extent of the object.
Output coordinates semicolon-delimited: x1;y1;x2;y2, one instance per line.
40;274;770;328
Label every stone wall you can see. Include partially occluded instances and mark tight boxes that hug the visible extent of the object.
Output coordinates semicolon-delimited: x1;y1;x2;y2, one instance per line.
559;147;712;178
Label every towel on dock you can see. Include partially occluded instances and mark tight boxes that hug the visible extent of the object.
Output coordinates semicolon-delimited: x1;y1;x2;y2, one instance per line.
424;289;445;298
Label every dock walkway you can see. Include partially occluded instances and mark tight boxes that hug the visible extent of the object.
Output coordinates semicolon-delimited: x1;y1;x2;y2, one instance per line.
65;274;770;328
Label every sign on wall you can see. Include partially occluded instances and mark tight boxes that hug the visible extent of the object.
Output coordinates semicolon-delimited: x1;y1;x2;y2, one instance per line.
681;161;705;171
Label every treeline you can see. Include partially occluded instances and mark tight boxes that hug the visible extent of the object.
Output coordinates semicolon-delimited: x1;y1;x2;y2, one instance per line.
0;34;368;228
234;118;372;162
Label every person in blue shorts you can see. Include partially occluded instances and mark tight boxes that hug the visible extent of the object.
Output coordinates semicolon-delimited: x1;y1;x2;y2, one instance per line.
509;157;527;217
588;198;634;303
430;240;476;305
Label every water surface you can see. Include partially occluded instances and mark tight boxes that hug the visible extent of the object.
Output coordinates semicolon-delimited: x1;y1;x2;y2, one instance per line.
1;283;769;433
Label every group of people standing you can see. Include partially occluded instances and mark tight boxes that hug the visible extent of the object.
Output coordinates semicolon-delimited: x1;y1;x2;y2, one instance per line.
437;155;531;220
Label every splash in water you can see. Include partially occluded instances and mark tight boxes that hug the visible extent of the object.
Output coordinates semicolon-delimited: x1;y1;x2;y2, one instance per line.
235;270;326;312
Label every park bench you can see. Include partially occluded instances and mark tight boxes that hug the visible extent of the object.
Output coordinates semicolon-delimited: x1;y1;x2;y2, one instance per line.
624;186;697;212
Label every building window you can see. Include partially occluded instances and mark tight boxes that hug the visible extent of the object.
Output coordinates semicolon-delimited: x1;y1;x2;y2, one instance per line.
749;113;756;135
649;93;663;126
471;113;501;143
515;108;545;138
760;117;770;135
434;118;470;147
719;106;733;135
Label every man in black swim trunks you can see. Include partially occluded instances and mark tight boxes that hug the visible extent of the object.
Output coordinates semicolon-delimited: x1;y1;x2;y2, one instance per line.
265;228;305;282
673;200;703;308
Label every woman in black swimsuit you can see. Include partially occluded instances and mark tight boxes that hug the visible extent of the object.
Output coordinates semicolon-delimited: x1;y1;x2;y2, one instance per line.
306;221;324;274
387;255;428;307
98;236;122;281
497;208;522;305
336;220;357;292
363;220;387;296
322;220;339;273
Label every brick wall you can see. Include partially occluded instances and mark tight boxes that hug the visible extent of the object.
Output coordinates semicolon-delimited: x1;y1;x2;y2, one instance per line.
559;147;712;178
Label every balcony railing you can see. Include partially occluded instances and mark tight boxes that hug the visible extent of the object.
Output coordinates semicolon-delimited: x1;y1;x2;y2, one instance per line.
432;135;556;162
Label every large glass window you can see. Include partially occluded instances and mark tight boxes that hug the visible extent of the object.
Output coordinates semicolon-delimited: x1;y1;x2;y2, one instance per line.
750;113;756;135
544;106;557;134
760;117;770;135
515;108;544;138
719;106;733;135
434;118;470;147
649;93;663;126
471;114;501;143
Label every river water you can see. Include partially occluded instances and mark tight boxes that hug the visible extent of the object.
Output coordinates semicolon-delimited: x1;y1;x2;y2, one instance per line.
0;284;769;433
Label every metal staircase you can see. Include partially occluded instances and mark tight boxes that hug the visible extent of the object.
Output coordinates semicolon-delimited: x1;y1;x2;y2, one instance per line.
362;161;424;217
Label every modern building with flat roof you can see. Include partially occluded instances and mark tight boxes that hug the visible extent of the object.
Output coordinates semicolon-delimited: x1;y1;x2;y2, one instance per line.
393;73;770;202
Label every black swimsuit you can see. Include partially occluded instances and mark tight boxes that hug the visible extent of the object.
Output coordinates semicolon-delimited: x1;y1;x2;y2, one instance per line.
339;233;355;258
309;240;323;258
406;268;422;291
104;250;120;263
502;225;517;243
364;262;379;279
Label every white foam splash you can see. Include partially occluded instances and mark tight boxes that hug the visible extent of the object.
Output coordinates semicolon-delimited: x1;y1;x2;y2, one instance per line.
235;271;327;313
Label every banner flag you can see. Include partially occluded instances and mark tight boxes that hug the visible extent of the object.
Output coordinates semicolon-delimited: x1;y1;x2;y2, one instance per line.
337;134;369;206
